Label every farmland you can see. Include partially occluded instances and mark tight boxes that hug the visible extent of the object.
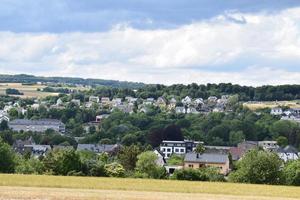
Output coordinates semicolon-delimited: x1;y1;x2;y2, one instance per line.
0;83;59;98
0;174;300;200
243;100;300;110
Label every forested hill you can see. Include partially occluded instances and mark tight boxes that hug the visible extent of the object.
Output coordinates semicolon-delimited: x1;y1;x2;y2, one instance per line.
1;74;300;101
0;74;145;89
138;84;300;101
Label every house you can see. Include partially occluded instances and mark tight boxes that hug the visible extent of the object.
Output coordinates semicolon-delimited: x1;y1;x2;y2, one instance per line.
271;107;283;116
181;96;192;106
153;150;166;167
229;141;258;160
208;96;218;103
24;144;51;158
77;144;120;154
13;137;35;154
186;107;199;114
0;110;9;122
168;98;177;109
159;140;203;158
112;104;134;114
71;99;81;106
184;153;230;175
125;97;137;103
258;141;279;151
56;98;63;106
175;106;186;114
193;98;204;107
89;96;100;103
95;114;110;123
277;145;299;162
101;97;111;106
156;97;167;108
144;98;155;105
8;119;66;133
30;103;40;110
112;98;122;106
281;115;300;123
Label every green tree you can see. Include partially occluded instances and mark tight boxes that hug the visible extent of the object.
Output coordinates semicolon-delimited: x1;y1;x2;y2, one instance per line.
229;149;282;184
276;136;288;147
229;131;245;145
195;143;205;154
0;138;16;173
15;157;45;174
117;145;141;170
282;160;300;186
135;151;166;179
43;149;82;175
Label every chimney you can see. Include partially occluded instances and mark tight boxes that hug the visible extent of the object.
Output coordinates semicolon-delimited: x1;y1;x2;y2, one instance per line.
196;153;199;158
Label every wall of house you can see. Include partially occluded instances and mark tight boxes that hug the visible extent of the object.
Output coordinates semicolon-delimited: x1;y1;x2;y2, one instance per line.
184;161;230;175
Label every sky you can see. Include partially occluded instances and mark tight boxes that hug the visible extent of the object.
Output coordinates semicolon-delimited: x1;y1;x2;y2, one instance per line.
0;0;300;86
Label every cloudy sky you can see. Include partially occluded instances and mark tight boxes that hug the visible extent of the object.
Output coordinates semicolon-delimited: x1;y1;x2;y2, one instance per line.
0;0;300;86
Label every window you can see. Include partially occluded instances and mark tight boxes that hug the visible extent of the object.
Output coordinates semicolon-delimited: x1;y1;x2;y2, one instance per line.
180;149;184;153
175;149;179;153
167;148;171;152
162;148;165;152
188;164;193;168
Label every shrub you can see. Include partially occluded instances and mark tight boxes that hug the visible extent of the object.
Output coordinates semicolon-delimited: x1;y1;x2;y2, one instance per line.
104;162;125;177
282;160;300;186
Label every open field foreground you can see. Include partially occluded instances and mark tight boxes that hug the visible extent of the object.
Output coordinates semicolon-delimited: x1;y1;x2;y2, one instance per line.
0;174;300;200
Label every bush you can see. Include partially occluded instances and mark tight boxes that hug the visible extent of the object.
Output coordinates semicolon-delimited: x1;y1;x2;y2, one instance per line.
282;160;300;186
172;168;209;181
104;162;125;177
228;149;282;184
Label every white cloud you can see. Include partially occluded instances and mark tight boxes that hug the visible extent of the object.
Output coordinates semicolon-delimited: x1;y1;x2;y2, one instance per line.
0;7;300;85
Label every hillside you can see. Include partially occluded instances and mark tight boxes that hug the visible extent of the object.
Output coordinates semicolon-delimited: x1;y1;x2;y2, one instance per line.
0;74;145;89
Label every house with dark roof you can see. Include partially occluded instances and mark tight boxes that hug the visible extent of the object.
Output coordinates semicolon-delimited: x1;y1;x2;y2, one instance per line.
77;144;120;155
8;119;65;133
24;144;51;158
184;153;230;175
159;140;203;158
277;145;299;162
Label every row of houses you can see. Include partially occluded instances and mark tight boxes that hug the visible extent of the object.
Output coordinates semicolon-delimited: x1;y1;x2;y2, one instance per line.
271;107;300;123
8;119;66;133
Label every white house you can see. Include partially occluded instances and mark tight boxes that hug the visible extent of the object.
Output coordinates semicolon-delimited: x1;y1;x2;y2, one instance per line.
271;107;283;116
0;110;9;122
153;150;166;167
89;96;100;103
175;107;186;114
159;140;203;158
277;145;299;162
181;96;192;106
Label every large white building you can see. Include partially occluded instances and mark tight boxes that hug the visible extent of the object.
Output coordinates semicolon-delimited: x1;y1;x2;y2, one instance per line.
159;140;203;158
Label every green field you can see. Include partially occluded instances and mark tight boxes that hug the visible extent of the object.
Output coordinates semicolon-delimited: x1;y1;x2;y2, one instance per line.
0;174;299;200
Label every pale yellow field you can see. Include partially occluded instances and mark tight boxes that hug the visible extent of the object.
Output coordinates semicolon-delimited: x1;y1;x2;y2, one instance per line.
0;83;59;98
244;100;300;110
0;174;299;200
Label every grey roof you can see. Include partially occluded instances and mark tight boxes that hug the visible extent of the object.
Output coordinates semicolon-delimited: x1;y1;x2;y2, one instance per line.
184;153;228;164
284;145;299;153
9;119;64;126
77;144;119;153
